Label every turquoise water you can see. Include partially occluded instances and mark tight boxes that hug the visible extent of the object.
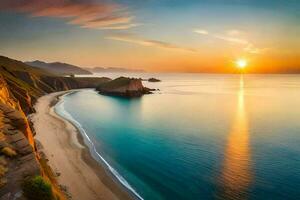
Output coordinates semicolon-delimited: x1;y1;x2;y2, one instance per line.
55;74;300;200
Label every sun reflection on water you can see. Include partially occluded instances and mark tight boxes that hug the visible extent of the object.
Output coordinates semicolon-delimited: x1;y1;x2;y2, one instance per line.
218;75;252;200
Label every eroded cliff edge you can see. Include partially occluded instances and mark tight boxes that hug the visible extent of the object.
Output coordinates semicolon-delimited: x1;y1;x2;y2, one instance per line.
0;74;40;199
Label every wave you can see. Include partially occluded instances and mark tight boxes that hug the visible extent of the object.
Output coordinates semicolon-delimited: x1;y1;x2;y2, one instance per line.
55;92;144;200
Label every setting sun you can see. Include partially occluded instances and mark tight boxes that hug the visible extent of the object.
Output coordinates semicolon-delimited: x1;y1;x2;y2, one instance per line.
236;59;248;69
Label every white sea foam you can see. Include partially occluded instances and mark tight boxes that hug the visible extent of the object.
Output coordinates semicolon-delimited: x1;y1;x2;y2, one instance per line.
55;92;144;200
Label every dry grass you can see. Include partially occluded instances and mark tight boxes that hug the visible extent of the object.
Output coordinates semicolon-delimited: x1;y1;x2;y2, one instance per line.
0;164;8;177
0;156;7;166
0;132;5;142
1;147;17;157
39;158;57;184
0;156;8;187
0;178;7;187
39;158;67;200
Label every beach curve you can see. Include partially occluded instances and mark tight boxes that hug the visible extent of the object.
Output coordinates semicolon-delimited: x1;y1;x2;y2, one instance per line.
31;90;133;200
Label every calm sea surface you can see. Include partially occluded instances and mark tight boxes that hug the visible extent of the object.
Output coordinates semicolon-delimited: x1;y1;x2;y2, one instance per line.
55;73;300;200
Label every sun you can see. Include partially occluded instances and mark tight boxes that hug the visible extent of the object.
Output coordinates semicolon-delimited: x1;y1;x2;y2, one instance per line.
236;59;247;69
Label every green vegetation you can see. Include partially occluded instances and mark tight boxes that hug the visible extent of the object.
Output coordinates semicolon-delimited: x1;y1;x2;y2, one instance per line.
22;176;54;200
1;147;17;157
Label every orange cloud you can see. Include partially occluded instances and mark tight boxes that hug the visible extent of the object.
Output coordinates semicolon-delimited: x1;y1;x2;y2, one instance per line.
107;33;197;52
0;0;135;30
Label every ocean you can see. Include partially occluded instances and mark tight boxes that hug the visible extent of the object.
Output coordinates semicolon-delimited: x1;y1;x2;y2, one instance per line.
55;73;300;200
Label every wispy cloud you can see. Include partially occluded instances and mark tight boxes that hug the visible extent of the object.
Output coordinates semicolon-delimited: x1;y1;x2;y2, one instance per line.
243;44;269;54
98;23;141;30
213;34;249;45
194;28;267;54
193;29;209;35
0;0;136;30
106;33;197;52
226;29;243;36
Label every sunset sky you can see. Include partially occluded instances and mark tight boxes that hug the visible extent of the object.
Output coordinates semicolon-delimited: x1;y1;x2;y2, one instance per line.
0;0;299;73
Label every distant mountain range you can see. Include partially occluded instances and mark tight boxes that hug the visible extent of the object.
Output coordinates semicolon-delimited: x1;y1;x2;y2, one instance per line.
25;60;92;76
25;60;145;76
86;67;145;73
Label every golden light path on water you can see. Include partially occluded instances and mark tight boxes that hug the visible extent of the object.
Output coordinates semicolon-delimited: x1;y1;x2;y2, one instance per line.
218;75;252;200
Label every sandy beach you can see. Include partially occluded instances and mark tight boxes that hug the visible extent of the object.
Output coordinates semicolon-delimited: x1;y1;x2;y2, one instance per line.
31;91;132;200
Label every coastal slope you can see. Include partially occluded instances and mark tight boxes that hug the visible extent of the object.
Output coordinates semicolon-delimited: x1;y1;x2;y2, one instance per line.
1;55;111;114
0;73;41;198
0;55;125;199
25;60;92;76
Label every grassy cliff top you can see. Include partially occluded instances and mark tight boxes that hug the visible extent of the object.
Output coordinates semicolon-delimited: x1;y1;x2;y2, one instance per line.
0;56;52;76
97;77;138;90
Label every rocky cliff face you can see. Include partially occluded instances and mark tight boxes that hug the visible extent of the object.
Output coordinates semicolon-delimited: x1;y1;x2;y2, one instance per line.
0;55;111;199
0;75;40;199
97;77;152;97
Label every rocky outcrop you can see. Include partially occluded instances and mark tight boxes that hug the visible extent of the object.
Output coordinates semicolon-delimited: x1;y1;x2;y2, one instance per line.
96;77;152;97
148;78;161;82
0;101;40;199
0;71;40;199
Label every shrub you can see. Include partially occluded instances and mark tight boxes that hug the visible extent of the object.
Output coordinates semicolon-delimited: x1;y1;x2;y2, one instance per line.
22;176;53;200
1;147;17;157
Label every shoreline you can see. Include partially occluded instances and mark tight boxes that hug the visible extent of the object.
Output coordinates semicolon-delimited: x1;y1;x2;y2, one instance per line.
54;91;143;200
32;90;133;200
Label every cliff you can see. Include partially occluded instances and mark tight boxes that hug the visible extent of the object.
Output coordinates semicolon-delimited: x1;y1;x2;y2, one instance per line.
0;75;40;199
96;77;152;97
0;56;110;114
0;55;111;199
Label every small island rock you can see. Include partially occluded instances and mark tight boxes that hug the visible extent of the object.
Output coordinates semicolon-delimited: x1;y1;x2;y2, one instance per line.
148;78;161;82
96;77;152;97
